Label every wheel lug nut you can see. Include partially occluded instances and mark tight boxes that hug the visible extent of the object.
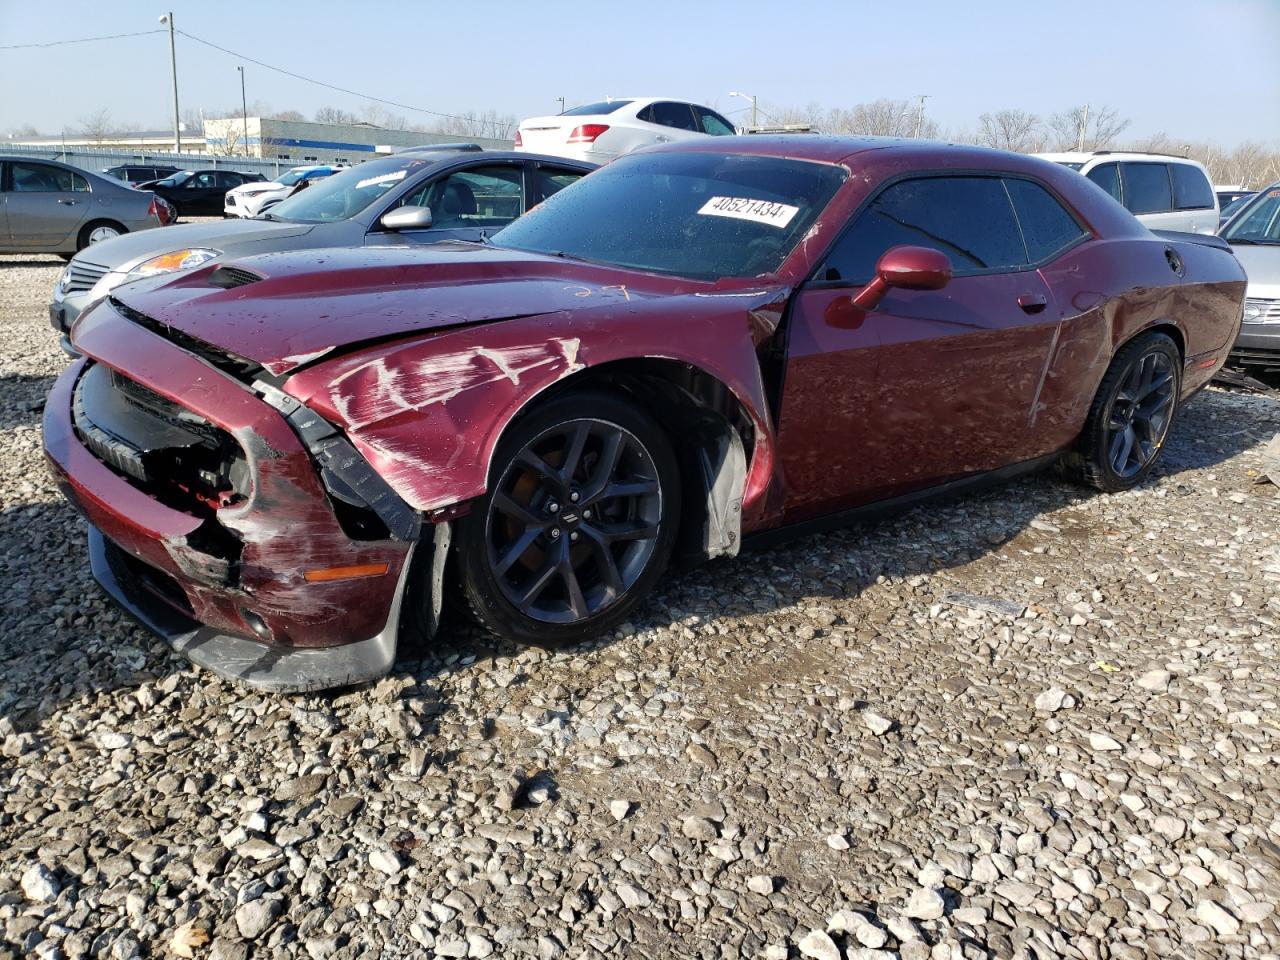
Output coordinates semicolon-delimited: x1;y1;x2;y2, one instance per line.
550;529;561;539
570;491;580;503
583;510;592;519
570;532;579;542
548;502;559;513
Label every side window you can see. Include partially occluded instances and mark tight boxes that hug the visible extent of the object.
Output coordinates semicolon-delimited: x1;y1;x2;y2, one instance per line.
405;165;524;228
534;165;584;203
636;105;655;123
819;176;1026;283
1120;163;1172;214
695;107;735;136
1004;179;1087;262
1085;163;1121;202
649;101;699;131
1170;164;1214;210
187;172;218;189
10;162;78;193
70;172;90;193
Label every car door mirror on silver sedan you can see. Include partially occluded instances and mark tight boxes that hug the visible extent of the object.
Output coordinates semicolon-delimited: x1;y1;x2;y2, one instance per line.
379;205;434;232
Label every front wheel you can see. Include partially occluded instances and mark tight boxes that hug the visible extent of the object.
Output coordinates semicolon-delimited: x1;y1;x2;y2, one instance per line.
1064;331;1181;492
455;391;681;647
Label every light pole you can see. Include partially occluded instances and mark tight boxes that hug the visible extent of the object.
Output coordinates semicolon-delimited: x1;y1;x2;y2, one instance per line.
556;96;565;114
159;12;180;154
729;91;757;130
914;94;929;138
237;66;249;156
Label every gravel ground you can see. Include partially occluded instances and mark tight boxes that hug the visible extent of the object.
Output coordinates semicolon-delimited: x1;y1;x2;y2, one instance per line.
2;252;1279;960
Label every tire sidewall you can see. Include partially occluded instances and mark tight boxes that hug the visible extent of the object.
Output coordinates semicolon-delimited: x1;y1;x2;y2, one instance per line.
1088;333;1182;491
456;391;682;647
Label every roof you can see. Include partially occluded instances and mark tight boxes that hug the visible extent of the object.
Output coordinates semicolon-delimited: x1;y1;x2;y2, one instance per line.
649;135;1074;170
1035;150;1201;164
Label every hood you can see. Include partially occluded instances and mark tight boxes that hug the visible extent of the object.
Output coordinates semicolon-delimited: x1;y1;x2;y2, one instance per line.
227;180;283;198
1232;244;1280;299
75;218;317;272
111;243;711;377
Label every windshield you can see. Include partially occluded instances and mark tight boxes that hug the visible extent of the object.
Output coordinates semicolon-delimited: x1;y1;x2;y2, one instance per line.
491;151;846;280
1222;187;1280;243
277;170;310;186
267;156;431;222
1056;161;1085;171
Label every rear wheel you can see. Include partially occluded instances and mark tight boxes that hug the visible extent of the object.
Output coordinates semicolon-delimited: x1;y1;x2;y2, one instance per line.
77;220;125;251
1064;331;1181;492
455;391;681;647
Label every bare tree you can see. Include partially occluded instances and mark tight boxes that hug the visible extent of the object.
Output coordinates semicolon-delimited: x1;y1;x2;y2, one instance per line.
1129;130;1174;154
977;109;1041;152
314;106;360;125
270;109;305;122
431;109;519;140
1048;104;1130;151
76;108;115;144
206;122;244;157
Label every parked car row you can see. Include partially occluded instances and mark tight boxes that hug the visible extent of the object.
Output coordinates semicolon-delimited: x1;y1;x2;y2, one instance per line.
47;145;594;349
40;132;1249;692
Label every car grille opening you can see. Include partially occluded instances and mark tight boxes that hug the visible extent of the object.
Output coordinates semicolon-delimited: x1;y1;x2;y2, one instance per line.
63;260;110;294
208;266;263;289
1244;298;1280;325
73;361;251;516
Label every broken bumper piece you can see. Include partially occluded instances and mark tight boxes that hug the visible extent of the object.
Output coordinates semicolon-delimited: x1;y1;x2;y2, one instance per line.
89;527;412;693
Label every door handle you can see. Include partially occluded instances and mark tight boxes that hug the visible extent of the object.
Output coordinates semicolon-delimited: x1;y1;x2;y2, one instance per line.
1017;293;1048;314
57;199;81;205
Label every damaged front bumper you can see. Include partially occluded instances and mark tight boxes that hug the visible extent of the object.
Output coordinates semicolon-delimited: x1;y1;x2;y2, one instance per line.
43;300;425;692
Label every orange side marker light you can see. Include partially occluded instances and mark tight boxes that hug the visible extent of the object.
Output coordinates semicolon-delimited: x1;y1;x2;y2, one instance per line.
304;562;390;583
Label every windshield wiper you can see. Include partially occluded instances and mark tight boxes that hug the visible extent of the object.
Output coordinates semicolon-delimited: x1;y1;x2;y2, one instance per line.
256;211;277;222
1227;237;1256;244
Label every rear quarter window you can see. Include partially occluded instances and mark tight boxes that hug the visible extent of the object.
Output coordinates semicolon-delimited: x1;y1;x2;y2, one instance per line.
1085;163;1121;202
1120;163;1172;214
1004;179;1087;262
1170;164;1215;210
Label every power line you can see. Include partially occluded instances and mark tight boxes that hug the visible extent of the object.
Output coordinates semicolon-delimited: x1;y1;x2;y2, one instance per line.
174;29;506;137
0;29;165;51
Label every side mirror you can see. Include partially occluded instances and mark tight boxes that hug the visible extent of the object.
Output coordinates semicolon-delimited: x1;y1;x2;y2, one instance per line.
851;245;952;312
379;205;433;232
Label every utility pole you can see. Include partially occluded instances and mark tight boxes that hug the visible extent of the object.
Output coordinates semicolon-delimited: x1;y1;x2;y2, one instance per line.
1076;102;1090;152
238;66;249;156
557;96;565;114
159;13;180;154
914;94;929;138
729;92;758;129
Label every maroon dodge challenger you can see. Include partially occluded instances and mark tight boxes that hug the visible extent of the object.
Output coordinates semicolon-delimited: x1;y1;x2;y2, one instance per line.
44;137;1246;691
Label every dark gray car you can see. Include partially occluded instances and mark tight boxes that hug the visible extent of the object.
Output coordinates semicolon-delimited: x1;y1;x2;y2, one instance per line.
2;155;169;255
50;148;593;349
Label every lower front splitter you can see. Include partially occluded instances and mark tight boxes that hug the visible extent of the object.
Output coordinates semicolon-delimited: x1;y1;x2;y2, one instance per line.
88;527;412;693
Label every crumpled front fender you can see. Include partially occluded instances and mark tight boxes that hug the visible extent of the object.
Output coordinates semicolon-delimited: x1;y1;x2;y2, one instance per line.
283;296;782;525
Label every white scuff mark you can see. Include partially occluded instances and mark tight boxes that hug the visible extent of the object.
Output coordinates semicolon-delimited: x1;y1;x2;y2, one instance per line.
693;289;772;298
278;345;335;369
1027;322;1063;429
331;337;584;432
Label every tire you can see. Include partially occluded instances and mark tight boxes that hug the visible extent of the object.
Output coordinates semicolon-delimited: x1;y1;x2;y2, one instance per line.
1063;331;1181;492
453;390;681;647
77;220;125;251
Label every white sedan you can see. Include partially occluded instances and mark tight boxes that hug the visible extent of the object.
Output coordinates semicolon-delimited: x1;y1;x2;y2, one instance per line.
223;165;345;218
515;98;736;164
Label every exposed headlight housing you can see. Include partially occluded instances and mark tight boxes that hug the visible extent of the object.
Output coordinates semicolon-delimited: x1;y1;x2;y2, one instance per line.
127;248;221;280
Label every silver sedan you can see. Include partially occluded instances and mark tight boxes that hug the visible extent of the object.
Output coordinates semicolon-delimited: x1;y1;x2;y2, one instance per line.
1;155;170;256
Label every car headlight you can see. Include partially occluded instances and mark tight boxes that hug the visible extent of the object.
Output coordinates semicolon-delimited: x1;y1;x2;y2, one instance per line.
1242;301;1265;323
127;248;221;279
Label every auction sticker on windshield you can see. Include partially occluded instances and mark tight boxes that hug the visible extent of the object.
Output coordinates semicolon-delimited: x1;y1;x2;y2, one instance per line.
698;196;799;228
356;170;408;190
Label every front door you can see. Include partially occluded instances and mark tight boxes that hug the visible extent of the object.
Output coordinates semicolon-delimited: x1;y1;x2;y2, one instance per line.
4;161;91;249
775;174;1073;521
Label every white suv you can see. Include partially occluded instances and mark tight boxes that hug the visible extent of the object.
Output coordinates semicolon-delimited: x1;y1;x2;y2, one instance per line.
515;98;736;164
1034;152;1219;234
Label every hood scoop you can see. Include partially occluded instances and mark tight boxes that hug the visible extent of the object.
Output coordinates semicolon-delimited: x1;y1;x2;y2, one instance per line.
209;265;264;289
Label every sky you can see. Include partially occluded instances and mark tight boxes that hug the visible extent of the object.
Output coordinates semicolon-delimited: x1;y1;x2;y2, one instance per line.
1;0;1277;148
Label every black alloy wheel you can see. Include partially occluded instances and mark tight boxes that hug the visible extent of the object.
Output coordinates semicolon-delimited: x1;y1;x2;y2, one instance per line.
455;391;680;646
1065;331;1182;492
1104;349;1176;479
